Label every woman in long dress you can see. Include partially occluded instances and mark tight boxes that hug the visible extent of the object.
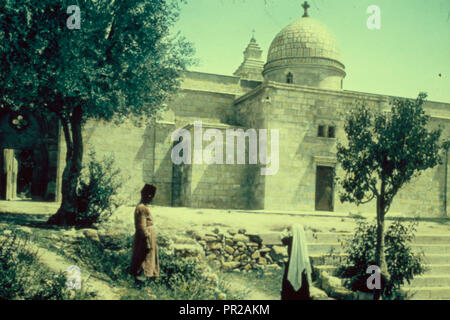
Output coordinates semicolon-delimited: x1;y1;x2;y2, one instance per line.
130;184;159;283
281;224;312;300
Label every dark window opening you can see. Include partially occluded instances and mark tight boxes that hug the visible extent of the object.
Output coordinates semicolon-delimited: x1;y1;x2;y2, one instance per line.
318;125;325;137
286;73;293;84
328;126;335;138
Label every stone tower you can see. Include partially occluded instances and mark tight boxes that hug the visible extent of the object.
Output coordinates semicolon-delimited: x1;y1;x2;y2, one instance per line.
233;35;265;81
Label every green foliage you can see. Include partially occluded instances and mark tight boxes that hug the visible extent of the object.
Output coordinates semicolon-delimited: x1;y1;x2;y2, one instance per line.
0;1;194;225
337;220;426;299
70;235;133;282
0;0;194;123
76;151;124;228
336;93;443;213
0;229;95;300
70;235;234;300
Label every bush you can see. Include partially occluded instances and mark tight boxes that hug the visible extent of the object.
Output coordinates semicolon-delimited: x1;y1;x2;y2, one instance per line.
69;235;134;283
0;229;94;300
76;151;124;228
336;220;426;299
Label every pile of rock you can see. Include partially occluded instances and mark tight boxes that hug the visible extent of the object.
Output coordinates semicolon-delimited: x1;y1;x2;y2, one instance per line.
186;228;288;273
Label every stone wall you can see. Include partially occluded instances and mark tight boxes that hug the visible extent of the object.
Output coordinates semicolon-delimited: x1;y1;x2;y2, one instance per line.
187;227;287;274
50;70;450;217
234;81;450;216
173;123;254;209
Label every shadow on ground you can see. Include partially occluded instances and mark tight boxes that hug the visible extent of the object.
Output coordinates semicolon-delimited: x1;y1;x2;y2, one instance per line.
0;212;52;229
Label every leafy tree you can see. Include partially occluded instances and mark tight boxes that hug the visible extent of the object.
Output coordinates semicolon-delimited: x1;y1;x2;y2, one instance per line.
0;0;193;225
336;93;444;299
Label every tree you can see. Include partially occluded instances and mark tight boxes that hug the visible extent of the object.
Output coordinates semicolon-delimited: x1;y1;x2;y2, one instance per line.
336;93;444;299
0;0;194;225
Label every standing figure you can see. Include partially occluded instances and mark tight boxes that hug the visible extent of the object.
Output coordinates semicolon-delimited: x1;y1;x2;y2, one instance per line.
130;184;159;282
281;224;312;300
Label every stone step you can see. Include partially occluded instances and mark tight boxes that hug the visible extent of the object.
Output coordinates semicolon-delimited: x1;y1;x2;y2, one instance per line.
310;253;450;265
424;254;450;265
305;233;450;245
414;234;450;245
306;242;450;255
314;265;337;274
412;244;450;254
405;275;450;288
313;264;450;277
426;264;450;274
406;287;450;300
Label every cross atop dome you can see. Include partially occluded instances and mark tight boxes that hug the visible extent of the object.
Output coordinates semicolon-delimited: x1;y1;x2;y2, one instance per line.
302;1;310;17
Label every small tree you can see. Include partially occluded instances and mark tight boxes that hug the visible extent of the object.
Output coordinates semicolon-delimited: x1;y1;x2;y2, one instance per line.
0;0;193;225
336;93;444;299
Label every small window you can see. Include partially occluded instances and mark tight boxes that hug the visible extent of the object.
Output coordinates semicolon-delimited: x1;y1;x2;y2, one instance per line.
286;72;293;84
318;125;325;137
328;126;335;138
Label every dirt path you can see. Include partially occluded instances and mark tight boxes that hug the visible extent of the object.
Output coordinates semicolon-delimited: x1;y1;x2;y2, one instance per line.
33;244;121;300
225;274;280;300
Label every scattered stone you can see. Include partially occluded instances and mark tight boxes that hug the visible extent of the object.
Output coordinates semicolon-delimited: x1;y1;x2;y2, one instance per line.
206;254;217;261
238;228;246;234
259;247;271;253
251;251;260;259
258;257;267;265
271;245;288;258
318;271;354;300
207;242;221;250
248;232;282;245
224;245;234;255
310;286;329;300
173;236;197;244
265;264;280;270
204;236;218;242
236;241;246;247
232;234;249;243
217;293;227;300
222;261;240;271
82;229;100;242
173;243;204;258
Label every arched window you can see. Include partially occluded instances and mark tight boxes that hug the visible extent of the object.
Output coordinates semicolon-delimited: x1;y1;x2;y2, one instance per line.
286;72;293;84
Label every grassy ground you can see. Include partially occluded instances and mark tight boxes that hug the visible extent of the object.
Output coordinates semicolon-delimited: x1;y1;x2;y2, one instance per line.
0;213;250;300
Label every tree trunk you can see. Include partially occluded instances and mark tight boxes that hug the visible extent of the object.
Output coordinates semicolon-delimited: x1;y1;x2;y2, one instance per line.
47;106;83;226
374;179;390;300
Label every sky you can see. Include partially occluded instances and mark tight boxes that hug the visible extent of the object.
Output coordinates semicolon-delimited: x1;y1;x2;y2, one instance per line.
173;0;450;103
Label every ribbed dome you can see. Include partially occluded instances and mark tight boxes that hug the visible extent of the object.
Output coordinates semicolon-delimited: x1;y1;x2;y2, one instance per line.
262;15;345;90
266;17;342;66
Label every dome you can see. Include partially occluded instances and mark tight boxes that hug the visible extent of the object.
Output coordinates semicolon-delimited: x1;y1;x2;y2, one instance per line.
263;16;346;90
267;17;342;65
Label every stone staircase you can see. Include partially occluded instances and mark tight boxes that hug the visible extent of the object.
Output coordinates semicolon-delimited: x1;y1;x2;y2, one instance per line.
306;232;450;300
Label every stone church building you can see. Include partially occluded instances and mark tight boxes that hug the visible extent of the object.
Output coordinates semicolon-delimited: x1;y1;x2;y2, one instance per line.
1;9;449;217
